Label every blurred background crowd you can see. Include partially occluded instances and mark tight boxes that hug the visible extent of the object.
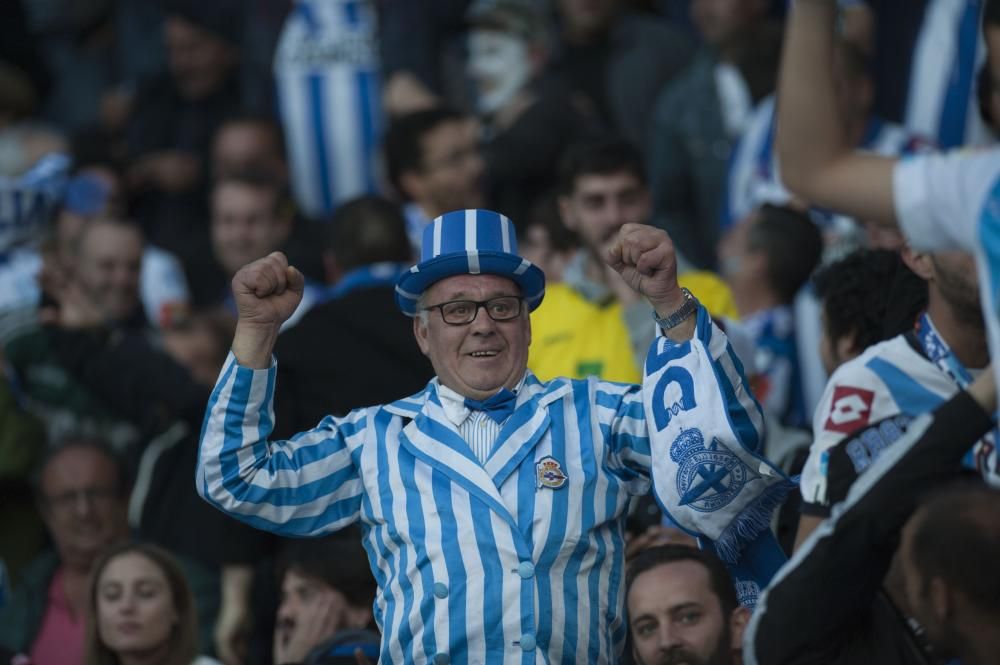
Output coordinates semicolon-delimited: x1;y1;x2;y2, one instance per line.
0;0;998;663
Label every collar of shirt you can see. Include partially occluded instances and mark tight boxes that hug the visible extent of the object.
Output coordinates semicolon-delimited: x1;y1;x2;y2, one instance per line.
434;374;528;428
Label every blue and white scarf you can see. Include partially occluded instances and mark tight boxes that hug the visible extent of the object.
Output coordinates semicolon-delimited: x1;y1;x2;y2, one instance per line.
643;310;793;606
915;312;998;475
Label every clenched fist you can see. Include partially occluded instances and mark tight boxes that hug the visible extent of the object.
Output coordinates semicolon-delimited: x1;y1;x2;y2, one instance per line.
230;252;304;368
232;252;305;328
605;224;684;312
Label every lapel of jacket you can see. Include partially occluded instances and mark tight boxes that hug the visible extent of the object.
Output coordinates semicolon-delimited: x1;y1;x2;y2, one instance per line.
483;374;573;489
384;384;516;528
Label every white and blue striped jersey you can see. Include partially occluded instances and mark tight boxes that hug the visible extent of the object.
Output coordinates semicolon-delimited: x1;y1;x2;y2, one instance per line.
274;0;383;219
725;95;930;228
800;331;998;509
904;0;990;148
197;306;765;665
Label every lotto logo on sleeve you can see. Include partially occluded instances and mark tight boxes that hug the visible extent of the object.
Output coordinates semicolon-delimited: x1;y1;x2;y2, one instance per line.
824;386;876;434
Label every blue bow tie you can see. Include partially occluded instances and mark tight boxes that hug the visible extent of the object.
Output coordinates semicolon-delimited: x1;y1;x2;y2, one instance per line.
464;388;517;423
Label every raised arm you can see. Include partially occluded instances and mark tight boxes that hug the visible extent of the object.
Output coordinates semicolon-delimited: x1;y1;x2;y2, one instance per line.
776;0;896;223
197;252;365;537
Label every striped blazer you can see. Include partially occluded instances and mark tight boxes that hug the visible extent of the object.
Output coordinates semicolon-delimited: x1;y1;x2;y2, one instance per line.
197;307;761;664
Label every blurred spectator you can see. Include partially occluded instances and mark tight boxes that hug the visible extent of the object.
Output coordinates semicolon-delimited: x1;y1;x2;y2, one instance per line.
40;297;268;653
209;169;326;328
547;0;695;146
84;542;222;665
2;217;148;450
648;0;780;270
718;205;823;428
745;372;1000;665
273;537;379;665
50;163;191;329
210;115;326;286
466;0;603;225
842;0;995;148
378;0;467;115
274;0;383;219
528;138;736;383
383;108;485;253
0;124;69;313
0;2;51;128
517;193;579;283
0;438;129;661
625;544;750;665
211;114;288;184
20;0;166;133
126;0;249;267
273;195;433;437
796;248;993;548
725;39;931;249
812;249;927;376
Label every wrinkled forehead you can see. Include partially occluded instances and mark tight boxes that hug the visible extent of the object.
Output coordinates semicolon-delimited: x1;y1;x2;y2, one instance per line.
425;273;522;302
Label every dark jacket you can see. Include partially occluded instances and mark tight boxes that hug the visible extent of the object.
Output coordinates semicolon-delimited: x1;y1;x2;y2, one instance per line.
272;285;433;438
47;327;256;568
745;390;993;665
0;550;59;653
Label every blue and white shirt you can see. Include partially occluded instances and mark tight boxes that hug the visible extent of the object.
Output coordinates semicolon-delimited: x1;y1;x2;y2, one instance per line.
197;306;772;665
800;319;999;509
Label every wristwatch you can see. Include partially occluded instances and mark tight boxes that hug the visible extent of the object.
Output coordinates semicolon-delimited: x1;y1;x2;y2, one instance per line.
652;288;697;330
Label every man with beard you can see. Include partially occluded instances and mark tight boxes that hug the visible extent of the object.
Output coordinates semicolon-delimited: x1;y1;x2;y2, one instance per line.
795;246;995;547
626;544;749;665
528;138;736;384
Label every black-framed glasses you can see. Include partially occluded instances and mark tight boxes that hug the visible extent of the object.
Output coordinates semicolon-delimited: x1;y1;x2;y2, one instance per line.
422;296;523;325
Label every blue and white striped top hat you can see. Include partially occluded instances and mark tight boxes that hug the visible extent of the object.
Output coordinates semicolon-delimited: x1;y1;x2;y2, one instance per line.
395;209;545;316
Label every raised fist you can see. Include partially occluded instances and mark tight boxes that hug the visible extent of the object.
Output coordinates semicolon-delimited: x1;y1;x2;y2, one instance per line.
231;252;304;329
605;224;683;314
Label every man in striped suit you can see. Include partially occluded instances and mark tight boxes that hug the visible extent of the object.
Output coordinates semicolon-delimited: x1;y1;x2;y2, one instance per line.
197;209;786;664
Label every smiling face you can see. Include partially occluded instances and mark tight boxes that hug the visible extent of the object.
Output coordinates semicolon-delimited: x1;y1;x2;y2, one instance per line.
96;552;178;656
414;273;530;400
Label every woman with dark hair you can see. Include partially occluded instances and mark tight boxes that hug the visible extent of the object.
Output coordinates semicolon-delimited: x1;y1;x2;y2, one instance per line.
84;542;219;665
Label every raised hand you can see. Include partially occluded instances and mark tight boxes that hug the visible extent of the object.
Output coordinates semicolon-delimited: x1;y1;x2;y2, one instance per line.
230;252;304;368
232;252;304;328
604;224;684;315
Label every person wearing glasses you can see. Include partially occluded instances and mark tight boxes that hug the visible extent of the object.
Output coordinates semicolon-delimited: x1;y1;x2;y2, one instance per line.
197;208;789;664
0;438;130;662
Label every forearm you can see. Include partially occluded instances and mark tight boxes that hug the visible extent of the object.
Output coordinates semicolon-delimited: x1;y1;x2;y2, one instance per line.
231;320;281;369
197;353;365;537
776;0;846;192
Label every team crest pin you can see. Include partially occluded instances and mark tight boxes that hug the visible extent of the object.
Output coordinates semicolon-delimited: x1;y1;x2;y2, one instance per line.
536;456;567;489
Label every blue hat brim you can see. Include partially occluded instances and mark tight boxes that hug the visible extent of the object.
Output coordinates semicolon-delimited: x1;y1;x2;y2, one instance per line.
395;251;545;316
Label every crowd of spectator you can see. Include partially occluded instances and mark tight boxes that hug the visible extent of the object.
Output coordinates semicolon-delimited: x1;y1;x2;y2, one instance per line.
1;0;999;664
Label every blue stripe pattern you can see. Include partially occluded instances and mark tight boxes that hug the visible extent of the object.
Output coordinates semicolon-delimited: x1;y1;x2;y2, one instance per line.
196;311;760;664
937;0;981;148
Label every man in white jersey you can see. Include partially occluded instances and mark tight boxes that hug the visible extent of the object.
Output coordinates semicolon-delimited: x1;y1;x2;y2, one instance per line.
197;209;790;664
775;0;1000;503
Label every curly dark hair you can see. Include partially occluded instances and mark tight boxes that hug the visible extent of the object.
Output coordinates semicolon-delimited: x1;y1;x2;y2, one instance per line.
813;248;927;353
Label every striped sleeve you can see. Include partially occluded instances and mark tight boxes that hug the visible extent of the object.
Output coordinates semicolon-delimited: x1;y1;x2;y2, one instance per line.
196;352;366;537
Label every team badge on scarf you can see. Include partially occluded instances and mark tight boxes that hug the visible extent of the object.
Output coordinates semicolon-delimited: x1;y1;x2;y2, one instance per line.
672;428;760;512
536;456;567;489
